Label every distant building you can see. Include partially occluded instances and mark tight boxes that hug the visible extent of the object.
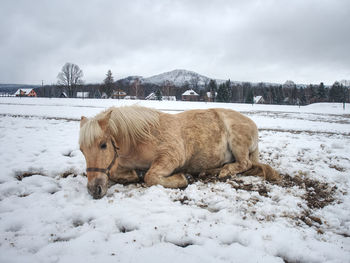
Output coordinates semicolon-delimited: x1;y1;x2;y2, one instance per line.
124;96;138;100
60;92;68;98
76;92;90;98
182;89;199;101
145;92;176;101
0;93;15;97
206;91;217;102
111;89;127;99
14;88;37;97
254;96;265;104
101;92;108;99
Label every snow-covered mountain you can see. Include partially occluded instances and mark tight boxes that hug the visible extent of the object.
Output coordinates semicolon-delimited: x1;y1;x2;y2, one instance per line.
142;69;217;86
117;69;224;87
116;69;334;88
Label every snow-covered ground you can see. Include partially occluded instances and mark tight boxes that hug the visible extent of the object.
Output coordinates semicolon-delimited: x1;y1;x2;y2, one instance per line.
0;98;349;263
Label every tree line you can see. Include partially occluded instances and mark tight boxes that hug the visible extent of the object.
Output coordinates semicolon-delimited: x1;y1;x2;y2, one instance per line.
35;62;349;105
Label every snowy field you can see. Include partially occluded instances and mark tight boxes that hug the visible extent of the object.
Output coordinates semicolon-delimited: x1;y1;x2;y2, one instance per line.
0;97;349;263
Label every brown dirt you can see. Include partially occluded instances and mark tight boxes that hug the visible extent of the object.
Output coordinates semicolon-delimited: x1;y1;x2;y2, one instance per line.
182;170;337;209
15;171;44;181
277;173;337;209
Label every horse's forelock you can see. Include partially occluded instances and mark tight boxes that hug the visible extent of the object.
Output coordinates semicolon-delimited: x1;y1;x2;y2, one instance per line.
79;118;104;148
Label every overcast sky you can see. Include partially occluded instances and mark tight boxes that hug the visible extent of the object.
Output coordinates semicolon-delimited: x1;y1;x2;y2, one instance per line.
1;0;349;85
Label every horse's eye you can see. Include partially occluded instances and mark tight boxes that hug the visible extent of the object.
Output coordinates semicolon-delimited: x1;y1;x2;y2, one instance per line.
100;143;107;149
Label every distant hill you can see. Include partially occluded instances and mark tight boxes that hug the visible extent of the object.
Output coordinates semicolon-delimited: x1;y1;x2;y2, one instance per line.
116;69;284;88
117;69;226;88
142;69;215;86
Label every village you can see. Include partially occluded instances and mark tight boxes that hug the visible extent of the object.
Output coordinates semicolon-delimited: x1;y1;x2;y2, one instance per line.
2;68;348;106
7;82;266;104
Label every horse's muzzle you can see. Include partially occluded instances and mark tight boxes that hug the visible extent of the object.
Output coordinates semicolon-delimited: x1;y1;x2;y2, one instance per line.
87;177;108;199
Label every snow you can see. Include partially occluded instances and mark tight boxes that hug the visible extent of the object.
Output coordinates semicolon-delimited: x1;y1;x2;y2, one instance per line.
0;98;350;263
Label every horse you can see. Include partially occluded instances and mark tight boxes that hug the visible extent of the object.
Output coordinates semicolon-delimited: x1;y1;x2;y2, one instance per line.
79;105;280;199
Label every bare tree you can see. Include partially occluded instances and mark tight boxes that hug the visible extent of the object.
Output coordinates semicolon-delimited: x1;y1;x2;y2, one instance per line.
57;62;84;97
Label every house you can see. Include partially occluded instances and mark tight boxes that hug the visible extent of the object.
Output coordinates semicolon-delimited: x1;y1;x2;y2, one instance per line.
0;92;15;97
182;89;199;101
60;92;68;98
111;89;127;99
253;96;265;104
145;92;176;101
283;97;290;104
124;96;138;100
101;92;108;99
14;88;37;97
206;91;217;102
76;92;90;98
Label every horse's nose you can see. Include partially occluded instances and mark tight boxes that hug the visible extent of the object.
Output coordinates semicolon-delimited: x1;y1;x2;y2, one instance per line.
94;185;102;199
87;175;108;199
91;185;103;199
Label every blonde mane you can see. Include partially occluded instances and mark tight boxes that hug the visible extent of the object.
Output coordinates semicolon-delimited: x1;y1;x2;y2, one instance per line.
79;105;160;148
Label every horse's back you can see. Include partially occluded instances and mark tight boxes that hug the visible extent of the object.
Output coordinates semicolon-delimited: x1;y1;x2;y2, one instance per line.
168;108;257;172
177;108;257;139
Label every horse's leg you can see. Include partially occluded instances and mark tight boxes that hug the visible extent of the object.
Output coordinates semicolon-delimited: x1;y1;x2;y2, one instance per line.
218;145;252;178
144;157;188;188
110;167;140;184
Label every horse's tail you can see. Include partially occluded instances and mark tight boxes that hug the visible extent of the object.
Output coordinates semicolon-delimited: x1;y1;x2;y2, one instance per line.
242;162;280;181
242;146;280;181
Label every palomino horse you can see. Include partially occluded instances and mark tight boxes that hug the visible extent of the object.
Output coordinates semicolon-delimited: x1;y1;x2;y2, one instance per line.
79;106;280;199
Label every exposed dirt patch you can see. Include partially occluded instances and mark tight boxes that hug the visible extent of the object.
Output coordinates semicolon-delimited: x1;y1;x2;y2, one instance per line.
180;170;337;210
168;241;193;248
277;173;337;209
15;171;45;181
60;170;78;178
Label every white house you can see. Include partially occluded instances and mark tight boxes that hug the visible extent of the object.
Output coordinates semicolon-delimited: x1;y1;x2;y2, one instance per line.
206;91;217;102
76;92;90;98
145;92;176;101
254;96;265;104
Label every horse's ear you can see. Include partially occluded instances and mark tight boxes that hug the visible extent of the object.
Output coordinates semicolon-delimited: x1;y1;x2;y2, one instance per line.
80;116;88;128
98;111;112;131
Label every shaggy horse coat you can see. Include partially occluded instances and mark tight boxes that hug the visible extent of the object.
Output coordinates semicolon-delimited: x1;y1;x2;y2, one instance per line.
79;106;279;199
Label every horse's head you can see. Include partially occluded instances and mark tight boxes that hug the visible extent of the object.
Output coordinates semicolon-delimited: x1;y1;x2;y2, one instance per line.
79;112;119;199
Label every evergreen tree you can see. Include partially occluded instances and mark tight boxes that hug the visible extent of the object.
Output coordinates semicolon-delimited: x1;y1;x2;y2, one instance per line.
291;86;297;104
224;79;232;102
317;82;326;100
299;87;306;105
216;80;232;102
217;83;225;102
329;82;345;102
208;79;217;102
268;87;276;104
103;70;115;97
245;88;254;104
155;89;162;101
276;85;283;104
